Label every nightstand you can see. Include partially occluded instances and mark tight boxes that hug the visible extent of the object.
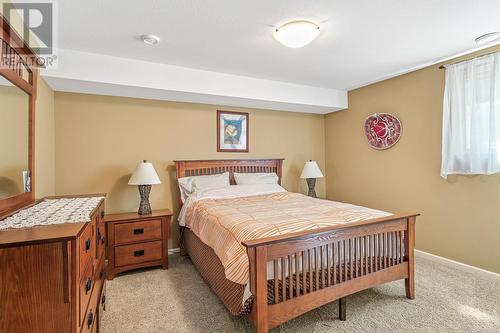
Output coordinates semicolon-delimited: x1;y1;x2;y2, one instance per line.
104;209;172;279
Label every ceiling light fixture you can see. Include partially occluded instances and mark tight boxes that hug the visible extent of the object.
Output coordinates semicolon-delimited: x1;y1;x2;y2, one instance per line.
141;34;160;45
274;20;320;48
475;32;500;46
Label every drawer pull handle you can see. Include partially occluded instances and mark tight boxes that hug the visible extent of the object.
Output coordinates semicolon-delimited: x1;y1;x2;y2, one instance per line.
133;228;144;235
87;310;94;328
101;211;105;218
85;278;93;293
97;227;106;244
134;250;145;257
85;238;91;251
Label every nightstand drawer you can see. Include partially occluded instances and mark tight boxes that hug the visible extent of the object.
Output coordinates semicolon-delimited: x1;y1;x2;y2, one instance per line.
114;240;162;267
114;219;161;244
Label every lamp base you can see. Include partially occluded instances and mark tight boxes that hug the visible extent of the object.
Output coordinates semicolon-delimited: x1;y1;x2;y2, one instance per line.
306;178;317;198
138;185;152;215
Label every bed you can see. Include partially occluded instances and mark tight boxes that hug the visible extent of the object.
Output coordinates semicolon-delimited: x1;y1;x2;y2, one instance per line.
175;159;418;333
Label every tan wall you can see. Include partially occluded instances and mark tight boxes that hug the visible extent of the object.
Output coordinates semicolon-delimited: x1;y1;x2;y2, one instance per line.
325;48;500;274
54;93;326;248
35;78;55;198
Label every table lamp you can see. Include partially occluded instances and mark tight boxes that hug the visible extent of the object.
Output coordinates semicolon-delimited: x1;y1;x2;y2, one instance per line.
300;160;324;198
128;160;161;215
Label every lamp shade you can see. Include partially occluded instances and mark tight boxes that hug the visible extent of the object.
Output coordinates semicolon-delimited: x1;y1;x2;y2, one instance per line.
128;160;161;185
300;160;324;179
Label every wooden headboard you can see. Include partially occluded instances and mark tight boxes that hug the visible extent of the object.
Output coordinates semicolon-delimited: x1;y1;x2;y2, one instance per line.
174;159;284;185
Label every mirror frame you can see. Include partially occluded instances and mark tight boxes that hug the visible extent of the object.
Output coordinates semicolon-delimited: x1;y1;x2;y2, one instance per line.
0;14;40;217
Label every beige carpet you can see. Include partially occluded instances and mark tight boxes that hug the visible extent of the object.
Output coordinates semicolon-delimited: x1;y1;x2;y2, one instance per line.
101;254;500;333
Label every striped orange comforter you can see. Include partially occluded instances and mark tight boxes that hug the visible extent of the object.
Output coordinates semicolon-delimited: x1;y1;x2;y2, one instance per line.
185;192;391;285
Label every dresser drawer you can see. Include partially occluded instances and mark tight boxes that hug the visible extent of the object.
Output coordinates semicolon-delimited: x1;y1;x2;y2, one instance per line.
81;283;98;333
93;253;105;308
114;240;162;267
94;253;106;287
98;281;106;327
114;219;161;244
79;221;95;277
96;205;106;261
79;262;94;326
96;218;106;264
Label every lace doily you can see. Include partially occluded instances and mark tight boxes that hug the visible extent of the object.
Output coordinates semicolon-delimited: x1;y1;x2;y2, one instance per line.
0;197;104;230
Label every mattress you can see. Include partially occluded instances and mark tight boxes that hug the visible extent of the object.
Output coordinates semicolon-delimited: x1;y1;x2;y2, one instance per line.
183;188;391;285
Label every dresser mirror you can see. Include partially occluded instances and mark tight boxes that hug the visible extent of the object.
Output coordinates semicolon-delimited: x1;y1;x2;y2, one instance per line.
0;14;39;217
0;75;30;198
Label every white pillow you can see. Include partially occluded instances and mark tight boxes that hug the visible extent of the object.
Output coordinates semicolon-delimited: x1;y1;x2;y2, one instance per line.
233;172;278;185
178;172;230;203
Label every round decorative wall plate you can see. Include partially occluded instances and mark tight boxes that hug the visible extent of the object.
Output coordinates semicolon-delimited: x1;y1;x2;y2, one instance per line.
364;113;402;150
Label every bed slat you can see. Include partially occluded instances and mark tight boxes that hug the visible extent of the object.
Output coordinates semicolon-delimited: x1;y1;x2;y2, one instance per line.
326;243;331;286
288;254;293;299
273;259;278;304
349;239;353;280
281;257;286;302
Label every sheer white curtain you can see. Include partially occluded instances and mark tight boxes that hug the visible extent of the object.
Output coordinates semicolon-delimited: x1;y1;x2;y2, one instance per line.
441;51;500;179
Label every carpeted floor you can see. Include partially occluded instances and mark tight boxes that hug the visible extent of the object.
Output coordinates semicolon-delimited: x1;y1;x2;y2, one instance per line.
101;254;500;333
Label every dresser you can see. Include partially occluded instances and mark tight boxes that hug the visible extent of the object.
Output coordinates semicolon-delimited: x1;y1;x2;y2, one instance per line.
0;195;107;333
104;209;172;279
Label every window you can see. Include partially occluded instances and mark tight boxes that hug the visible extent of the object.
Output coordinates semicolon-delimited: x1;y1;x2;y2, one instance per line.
441;52;500;178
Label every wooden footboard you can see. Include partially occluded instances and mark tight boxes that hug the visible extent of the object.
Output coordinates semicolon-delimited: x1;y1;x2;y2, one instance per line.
242;213;418;333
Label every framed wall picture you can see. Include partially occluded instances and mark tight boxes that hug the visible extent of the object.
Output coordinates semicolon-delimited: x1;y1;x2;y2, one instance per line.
217;110;249;152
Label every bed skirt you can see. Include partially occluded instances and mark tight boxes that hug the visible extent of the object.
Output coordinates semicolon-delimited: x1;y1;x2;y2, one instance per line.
184;228;253;315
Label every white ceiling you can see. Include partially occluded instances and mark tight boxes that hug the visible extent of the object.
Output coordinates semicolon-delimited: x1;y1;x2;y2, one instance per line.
57;0;500;90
